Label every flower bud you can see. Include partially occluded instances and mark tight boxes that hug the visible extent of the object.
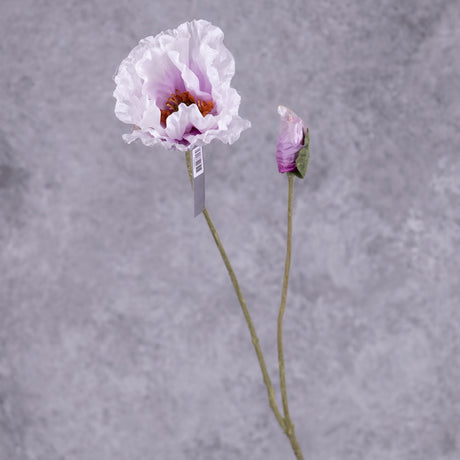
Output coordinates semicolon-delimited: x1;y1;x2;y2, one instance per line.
276;106;309;178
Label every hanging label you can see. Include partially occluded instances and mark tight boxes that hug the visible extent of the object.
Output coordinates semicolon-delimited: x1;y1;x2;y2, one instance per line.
192;145;205;216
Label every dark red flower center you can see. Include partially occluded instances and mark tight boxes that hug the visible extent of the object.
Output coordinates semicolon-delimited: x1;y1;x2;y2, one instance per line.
160;90;214;126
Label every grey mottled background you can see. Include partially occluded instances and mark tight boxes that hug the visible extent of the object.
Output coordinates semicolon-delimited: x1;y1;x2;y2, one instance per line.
1;0;460;459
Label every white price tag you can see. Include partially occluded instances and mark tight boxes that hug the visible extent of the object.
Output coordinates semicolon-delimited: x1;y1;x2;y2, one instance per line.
192;146;204;178
191;146;205;216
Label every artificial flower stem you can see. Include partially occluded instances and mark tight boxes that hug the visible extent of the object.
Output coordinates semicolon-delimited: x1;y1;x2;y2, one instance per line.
277;173;305;460
185;151;286;432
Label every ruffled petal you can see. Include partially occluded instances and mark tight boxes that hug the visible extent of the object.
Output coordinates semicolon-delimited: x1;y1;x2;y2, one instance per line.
113;19;250;150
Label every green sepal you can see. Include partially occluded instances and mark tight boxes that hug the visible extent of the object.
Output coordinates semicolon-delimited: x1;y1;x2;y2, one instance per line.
293;128;309;179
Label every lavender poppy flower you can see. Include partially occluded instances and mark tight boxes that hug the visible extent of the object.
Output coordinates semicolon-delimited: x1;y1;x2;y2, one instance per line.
276;106;308;175
113;19;251;151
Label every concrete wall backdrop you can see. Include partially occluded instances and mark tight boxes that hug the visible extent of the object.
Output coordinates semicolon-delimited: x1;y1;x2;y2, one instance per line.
1;0;459;459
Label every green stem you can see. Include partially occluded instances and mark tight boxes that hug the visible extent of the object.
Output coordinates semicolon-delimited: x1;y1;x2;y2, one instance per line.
185;151;286;432
277;173;304;460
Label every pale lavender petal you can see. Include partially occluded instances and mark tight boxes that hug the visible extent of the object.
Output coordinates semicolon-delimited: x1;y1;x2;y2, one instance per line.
113;19;250;151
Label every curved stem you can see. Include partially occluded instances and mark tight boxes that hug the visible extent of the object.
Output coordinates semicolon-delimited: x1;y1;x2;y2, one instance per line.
202;208;286;430
278;174;294;422
278;173;304;460
185;151;286;432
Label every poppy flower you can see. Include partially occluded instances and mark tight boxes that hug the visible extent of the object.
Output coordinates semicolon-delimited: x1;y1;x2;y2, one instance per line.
113;19;250;151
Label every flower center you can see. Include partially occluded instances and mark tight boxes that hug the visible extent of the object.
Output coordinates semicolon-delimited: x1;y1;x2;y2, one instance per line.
160;90;214;126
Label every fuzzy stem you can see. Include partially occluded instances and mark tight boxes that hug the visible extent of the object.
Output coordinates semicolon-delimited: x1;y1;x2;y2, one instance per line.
185;151;286;432
277;173;304;460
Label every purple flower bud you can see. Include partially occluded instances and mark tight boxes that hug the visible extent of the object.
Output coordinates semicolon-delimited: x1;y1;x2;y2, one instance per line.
276;106;306;173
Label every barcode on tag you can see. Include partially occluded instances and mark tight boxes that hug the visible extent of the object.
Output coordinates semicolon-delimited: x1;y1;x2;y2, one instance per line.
192;146;204;178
